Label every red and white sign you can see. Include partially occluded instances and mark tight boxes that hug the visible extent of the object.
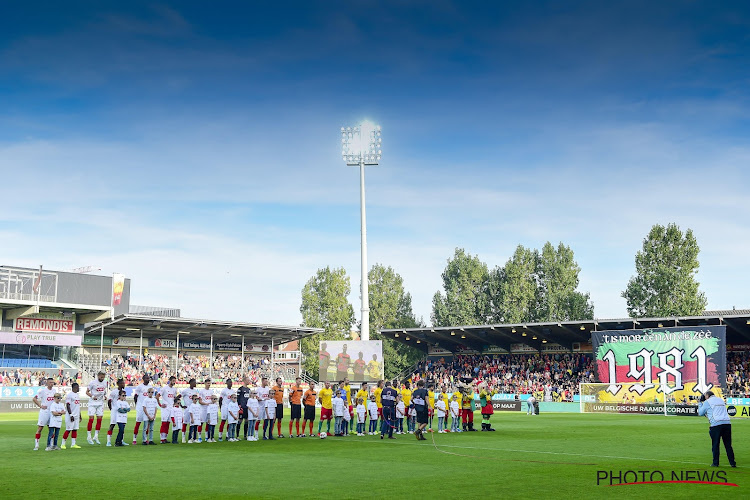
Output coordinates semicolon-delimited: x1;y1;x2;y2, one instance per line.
152;338;177;348
0;331;82;347
511;343;538;353
14;317;75;334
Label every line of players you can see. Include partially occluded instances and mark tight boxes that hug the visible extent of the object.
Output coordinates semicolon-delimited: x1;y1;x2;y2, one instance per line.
32;371;486;450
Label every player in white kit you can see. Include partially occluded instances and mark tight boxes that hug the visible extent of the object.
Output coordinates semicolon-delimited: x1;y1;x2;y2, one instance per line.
157;376;178;443
132;374;152;445
32;377;57;450
197;379;214;442
255;377;270;434
180;379;198;443
86;371;108;444
106;378;126;446
218;378;235;441
61;382;82;449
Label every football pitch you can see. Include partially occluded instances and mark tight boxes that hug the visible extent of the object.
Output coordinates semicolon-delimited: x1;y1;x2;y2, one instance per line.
0;411;747;499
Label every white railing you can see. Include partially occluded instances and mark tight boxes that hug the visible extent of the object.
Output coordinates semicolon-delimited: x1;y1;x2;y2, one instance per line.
0;267;58;303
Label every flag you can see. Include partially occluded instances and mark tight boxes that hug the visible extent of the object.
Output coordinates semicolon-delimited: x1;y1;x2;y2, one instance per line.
32;265;43;294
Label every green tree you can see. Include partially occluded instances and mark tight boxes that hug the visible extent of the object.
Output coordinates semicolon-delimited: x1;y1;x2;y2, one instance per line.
367;264;424;379
487;245;539;323
488;243;593;323
299;266;355;378
431;248;490;326
622;223;707;318
537;242;594;321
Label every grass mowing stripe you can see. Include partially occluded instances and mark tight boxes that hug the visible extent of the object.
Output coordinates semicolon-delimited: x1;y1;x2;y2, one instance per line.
329;434;709;466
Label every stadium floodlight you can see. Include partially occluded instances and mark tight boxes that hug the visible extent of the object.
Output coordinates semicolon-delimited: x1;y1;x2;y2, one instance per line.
341;120;382;342
341;121;382;166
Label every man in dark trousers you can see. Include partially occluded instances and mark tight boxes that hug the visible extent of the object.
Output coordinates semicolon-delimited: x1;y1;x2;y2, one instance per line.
698;391;736;467
412;380;429;441
236;376;251;440
380;380;397;440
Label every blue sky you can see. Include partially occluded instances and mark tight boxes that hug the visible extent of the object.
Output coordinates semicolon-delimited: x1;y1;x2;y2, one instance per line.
1;1;748;326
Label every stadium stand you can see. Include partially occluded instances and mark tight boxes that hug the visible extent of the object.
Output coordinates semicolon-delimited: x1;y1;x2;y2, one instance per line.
0;358;57;369
403;352;750;400
406;353;597;401
77;352;299;385
727;351;750;397
1;368;80;387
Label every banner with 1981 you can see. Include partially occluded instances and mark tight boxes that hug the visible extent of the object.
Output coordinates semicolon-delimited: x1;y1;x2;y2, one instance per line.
592;326;726;401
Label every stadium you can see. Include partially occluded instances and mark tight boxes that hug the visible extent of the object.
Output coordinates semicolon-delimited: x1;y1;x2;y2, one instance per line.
4;2;750;499
1;264;748;498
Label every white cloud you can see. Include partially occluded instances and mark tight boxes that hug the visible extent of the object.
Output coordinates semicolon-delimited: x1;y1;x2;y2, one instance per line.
1;104;749;328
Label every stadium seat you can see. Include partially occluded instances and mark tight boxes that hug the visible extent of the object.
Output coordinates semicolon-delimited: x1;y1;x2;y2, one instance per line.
0;357;57;368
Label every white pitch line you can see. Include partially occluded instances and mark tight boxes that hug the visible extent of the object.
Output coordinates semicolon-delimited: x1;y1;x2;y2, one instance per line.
333;436;709;466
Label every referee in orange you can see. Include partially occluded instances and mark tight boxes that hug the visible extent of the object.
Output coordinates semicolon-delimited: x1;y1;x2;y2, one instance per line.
302;384;317;437
288;377;304;437
272;377;285;438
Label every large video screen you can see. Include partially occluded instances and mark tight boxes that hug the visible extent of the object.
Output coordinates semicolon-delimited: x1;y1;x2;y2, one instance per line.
318;340;383;382
591;326;726;402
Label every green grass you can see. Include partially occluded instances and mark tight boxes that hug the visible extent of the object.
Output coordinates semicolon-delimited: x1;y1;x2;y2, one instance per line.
0;411;747;499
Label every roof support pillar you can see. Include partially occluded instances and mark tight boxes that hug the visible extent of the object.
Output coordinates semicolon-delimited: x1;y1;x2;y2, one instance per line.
99;324;104;371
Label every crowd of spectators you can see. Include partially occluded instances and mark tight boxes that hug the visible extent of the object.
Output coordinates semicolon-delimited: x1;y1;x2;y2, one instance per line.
5;351;750;395
407;351;750;399
95;353;280;386
727;351;750;397
407;353;596;400
1;369;80;387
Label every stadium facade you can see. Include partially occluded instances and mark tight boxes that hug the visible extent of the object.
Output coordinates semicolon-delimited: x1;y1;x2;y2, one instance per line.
0;265;321;384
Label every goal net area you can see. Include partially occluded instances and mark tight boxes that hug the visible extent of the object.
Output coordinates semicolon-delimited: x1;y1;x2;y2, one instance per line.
578;383;721;416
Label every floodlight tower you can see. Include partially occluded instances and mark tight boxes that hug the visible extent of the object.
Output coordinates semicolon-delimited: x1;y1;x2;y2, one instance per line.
341;121;382;342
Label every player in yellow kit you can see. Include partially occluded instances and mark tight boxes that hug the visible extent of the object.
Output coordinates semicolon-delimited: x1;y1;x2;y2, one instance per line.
374;380;383;426
317;381;333;436
401;381;412;408
452;387;463;429
342;378;353;432
355;382;369;429
427;384;436;432
367;354;382;381
439;385;451;422
400;381;413;433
